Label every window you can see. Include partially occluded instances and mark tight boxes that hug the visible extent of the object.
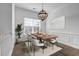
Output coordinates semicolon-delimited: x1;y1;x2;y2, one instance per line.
24;18;41;34
51;16;65;29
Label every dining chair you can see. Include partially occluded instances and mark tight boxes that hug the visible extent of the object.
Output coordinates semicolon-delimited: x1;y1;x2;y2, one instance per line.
50;39;58;49
29;35;45;56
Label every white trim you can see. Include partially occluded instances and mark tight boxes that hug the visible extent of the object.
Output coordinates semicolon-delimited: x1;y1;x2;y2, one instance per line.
58;41;79;49
9;3;15;56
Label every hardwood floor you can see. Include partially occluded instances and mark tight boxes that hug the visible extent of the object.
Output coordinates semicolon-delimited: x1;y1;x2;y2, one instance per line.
52;43;79;56
12;43;26;56
12;42;79;56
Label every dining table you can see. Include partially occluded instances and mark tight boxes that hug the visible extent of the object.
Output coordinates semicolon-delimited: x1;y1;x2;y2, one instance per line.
31;32;58;43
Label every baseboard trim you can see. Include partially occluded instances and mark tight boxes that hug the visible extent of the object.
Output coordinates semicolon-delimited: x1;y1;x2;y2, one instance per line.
58;41;79;49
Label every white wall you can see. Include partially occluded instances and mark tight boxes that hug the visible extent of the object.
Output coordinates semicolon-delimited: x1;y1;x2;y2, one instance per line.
0;3;15;56
0;3;12;33
15;7;46;32
46;4;79;34
15;7;38;26
46;4;79;49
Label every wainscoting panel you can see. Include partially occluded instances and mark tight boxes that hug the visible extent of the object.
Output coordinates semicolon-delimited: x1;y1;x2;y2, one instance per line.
57;33;79;49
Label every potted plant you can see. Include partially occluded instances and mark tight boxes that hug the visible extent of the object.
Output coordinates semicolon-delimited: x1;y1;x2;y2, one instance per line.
15;24;23;38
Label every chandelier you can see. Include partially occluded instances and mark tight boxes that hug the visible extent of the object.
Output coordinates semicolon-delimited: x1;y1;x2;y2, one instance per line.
38;3;48;21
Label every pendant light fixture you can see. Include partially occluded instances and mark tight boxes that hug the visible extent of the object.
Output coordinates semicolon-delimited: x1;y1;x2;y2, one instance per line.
38;3;48;21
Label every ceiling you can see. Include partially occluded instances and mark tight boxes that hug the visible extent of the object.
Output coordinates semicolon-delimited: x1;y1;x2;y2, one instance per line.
15;3;70;13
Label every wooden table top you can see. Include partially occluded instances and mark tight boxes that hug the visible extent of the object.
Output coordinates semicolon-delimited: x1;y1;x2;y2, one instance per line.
31;32;58;41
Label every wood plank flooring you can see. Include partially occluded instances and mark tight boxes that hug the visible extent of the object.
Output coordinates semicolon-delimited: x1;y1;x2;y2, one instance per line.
52;43;79;56
12;42;79;56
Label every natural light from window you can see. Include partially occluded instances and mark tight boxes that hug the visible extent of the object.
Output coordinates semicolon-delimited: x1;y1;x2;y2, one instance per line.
24;18;41;34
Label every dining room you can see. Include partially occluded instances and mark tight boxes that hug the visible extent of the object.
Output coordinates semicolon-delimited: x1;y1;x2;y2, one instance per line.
12;3;79;56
